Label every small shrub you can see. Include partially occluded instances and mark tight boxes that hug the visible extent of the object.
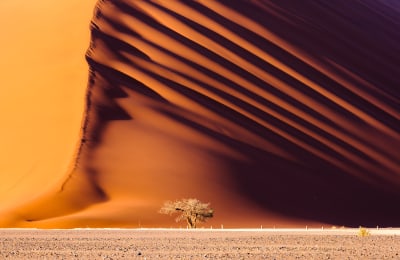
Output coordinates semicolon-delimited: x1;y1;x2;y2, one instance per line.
358;227;370;237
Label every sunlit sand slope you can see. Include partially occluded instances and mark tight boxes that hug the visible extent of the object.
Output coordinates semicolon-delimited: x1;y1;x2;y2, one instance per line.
0;0;98;222
4;0;400;228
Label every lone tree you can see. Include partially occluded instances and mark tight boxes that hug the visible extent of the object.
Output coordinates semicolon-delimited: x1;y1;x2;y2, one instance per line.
159;198;214;228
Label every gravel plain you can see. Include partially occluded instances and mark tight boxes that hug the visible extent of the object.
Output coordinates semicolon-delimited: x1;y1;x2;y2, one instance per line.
0;228;399;259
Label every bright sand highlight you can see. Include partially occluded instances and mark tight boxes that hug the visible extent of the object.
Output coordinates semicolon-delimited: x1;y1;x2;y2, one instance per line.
0;0;97;214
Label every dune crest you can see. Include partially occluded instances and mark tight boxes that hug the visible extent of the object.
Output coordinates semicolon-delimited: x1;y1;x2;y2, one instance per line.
2;0;399;228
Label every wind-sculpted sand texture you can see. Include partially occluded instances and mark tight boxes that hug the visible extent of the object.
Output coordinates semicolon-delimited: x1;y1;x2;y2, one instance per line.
1;0;399;228
0;229;400;259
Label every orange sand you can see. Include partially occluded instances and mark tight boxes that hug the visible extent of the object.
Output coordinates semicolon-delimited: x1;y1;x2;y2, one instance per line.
0;0;97;220
0;0;399;228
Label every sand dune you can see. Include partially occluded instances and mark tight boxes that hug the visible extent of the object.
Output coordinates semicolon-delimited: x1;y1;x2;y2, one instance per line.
1;0;399;228
0;0;98;223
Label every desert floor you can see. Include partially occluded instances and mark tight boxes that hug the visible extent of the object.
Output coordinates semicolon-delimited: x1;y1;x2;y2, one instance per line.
0;229;399;259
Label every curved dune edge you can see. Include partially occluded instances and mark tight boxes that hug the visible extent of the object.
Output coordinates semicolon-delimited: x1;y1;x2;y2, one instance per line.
0;0;99;226
2;0;400;228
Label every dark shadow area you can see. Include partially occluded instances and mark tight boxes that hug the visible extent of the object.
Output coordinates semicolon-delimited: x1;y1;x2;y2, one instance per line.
236;0;400;99
160;108;400;227
80;0;400;226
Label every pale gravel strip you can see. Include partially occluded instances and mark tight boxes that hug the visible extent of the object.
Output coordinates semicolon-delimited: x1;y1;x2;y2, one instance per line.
0;229;399;259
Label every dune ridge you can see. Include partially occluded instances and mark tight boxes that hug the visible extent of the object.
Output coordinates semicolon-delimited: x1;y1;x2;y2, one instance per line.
0;0;98;225
2;0;399;228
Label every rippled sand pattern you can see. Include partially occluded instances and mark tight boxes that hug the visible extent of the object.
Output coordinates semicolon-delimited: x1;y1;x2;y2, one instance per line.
2;0;399;228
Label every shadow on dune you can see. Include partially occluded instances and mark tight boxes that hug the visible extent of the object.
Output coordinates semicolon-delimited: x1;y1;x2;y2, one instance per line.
78;0;400;226
25;0;398;227
156;85;400;227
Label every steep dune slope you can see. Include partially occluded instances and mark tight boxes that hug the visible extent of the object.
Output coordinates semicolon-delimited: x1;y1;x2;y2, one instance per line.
3;0;400;228
0;1;98;221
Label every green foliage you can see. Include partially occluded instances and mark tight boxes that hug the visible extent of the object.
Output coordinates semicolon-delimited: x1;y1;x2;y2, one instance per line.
159;198;214;228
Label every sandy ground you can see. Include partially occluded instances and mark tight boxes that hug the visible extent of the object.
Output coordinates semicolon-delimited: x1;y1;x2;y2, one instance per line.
0;229;399;259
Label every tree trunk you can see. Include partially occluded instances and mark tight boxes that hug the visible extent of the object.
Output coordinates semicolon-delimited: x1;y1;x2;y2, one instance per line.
186;217;194;228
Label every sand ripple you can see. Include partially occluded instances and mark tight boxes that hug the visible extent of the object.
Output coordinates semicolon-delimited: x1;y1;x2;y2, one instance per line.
3;0;399;228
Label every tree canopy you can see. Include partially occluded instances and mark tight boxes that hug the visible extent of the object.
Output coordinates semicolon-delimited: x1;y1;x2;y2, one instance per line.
159;198;214;228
